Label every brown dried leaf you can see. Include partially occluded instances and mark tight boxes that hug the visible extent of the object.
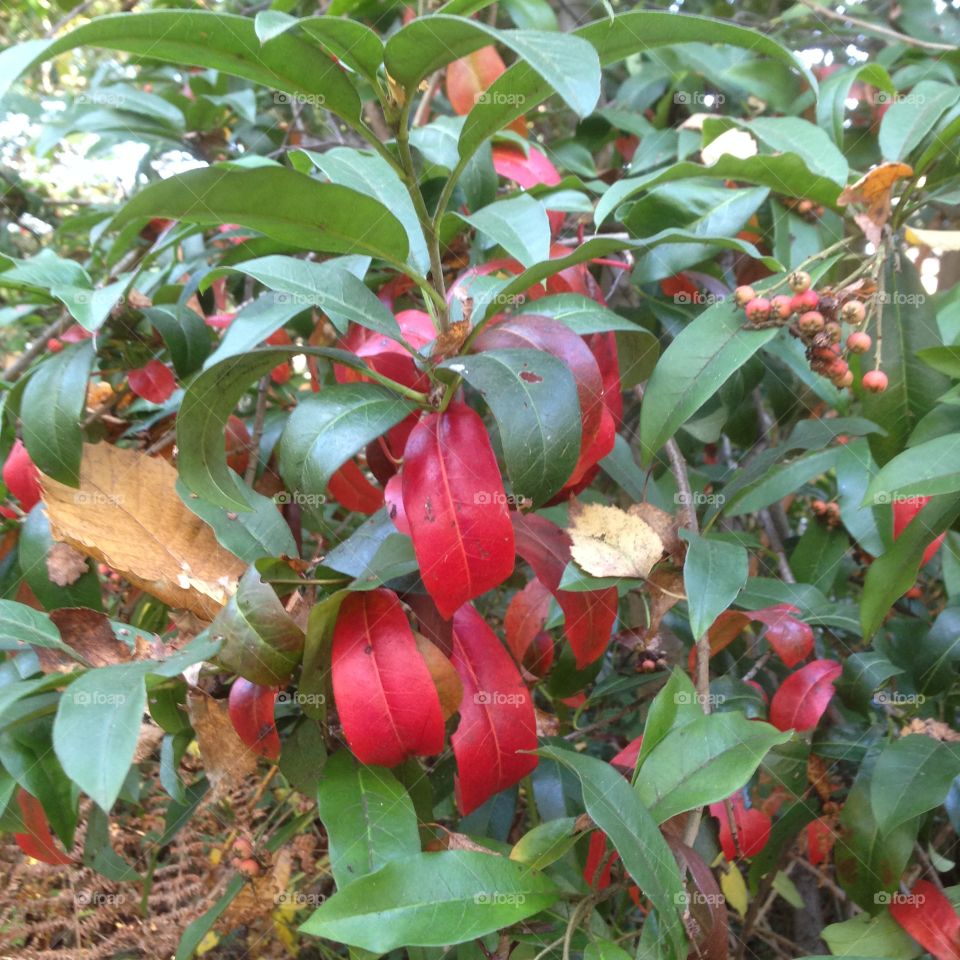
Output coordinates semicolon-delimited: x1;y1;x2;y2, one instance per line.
46;542;89;586
414;631;463;720
36;607;132;673
442;829;498;854
40;443;245;620
567;502;663;579
644;567;687;641
133;720;166;762
186;689;258;796
838;162;913;246
534;708;560;737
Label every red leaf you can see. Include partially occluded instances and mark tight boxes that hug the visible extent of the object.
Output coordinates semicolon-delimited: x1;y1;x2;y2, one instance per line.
708;793;772;860
332;589;445;766
752;605;814;667
228;678;280;760
384;473;410;535
890;880;960;960
327;459;384;515
3;439;41;511
492;145;564;234
128;359;176;403
450;603;537;814
611;734;643;774
504;577;552;666
805;817;836;867
335;310;435;391
769;659;843;732
584;831;618;889
585;332;623;428
446;46;507;115
475;315;606;487
512;512;617;669
401;403;515;618
13;789;73;865
893;496;946;566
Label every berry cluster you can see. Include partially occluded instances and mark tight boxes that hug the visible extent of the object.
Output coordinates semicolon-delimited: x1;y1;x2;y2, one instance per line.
734;271;887;393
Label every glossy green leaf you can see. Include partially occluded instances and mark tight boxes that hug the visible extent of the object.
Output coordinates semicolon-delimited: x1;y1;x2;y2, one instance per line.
681;530;749;641
112;168;410;266
823;911;921;960
871;736;960;834
21;340;95;486
635;669;703;773
509;816;580;870
278;384;415;512
301;850;559;949
296;17;384;83
441;348;580;505
537;745;687;960
317;751;420;889
144;305;212;378
861;494;960;638
460;11;816;162
879;80;960;161
385;16;600;117
817;63;895;145
0;12;363;127
635;712;790;823
0;600;70;655
865;433;960;503
457;194;551;267
210;567;304;685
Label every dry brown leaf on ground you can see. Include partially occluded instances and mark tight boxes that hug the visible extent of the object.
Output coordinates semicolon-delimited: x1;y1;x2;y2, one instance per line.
40;443;246;620
414;632;463;720
567;502;663;579
187;689;259;794
837;161;913;246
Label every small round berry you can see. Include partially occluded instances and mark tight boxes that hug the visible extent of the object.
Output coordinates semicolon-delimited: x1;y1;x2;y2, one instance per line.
733;285;757;308
862;370;889;393
840;300;866;325
235;858;261;877
846;331;872;354
826;359;849;379
791;289;819;313
233;837;254;858
811;345;841;362
47;338;63;353
824;321;842;344
745;298;771;323
797;199;814;215
770;295;794;320
789;270;812;293
798;310;825;335
812;499;827;513
833;369;854;388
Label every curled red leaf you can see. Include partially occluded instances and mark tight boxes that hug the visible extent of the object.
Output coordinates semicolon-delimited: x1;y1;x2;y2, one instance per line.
708;793;772;860
13;789;73;866
228;678;281;760
890;880;960;960
769;659;843;732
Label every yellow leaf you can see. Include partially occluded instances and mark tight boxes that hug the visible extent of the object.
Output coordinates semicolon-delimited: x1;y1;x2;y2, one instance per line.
837;162;913;246
719;860;749;918
196;931;220;956
40;443;245;619
567;502;663;579
904;227;960;251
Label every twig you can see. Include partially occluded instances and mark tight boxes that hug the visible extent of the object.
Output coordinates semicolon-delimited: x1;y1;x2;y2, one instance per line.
413;72;442;127
796;0;956;51
2;313;71;382
244;375;270;486
759;508;796;584
46;0;96;36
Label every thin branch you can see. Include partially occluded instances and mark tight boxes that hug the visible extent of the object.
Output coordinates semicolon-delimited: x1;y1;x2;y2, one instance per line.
796;0;956;51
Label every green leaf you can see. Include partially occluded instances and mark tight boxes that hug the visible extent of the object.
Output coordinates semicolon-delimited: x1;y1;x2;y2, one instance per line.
300;850;560;950
858;263;950;466
917;345;960;377
112;168;410;266
879;80;960;161
871;736;960;834
638;295;776;465
53;662;147;812
537;745;687;960
680;530;749;641
210;567;304;685
817;63;896;145
21;340;95;486
176;480;297;564
278;384;415;513
834;777;917;911
460;11;816;163
457;194;551;268
0;12;363;128
725;448;842;517
385;16;601;118
585;941;635;960
217;255;401;339
823;911;921;960
509;816;580;870
317;751;421;889
514;293;650;333
861;494;960;638
201;294;308;369
296;18;384;84
635;712;789;823
299;148;428;275
440;349;580;506
53;276;130;333
837;652;904;713
636;669;703;772
738;117;849;185
865;433;960;503
175;876;245;960
0;600;72;657
144;305;212;378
